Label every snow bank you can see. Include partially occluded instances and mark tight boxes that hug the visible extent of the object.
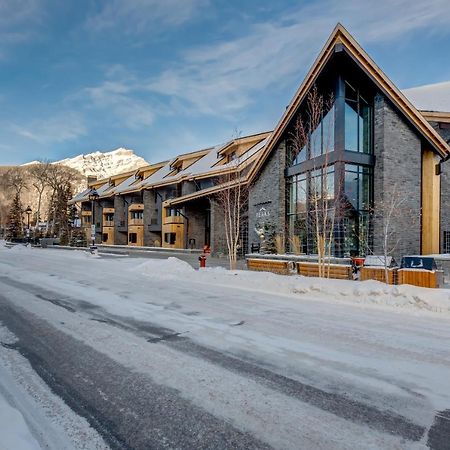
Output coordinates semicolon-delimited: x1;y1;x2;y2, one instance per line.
148;264;450;314
135;257;195;279
0;392;41;450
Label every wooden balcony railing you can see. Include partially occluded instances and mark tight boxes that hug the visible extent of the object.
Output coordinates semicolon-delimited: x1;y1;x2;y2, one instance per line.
129;218;144;226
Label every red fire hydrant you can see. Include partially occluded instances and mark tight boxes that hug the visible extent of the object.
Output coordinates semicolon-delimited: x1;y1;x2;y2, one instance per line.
199;255;207;268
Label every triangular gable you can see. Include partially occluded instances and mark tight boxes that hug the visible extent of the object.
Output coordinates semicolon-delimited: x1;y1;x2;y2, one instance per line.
249;23;450;181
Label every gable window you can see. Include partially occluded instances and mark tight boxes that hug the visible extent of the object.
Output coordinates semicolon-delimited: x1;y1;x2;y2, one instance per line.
289;103;335;166
345;81;372;154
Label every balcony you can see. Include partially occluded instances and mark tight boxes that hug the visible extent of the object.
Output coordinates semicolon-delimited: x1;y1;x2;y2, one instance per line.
163;215;184;225
129;218;144;226
103;220;114;227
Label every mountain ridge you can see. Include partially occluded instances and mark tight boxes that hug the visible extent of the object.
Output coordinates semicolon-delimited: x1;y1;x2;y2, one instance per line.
22;147;149;180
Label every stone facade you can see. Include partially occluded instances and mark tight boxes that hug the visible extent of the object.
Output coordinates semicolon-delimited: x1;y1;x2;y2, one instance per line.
143;189;162;246
210;199;226;255
372;94;422;260
113;195;128;245
248;141;287;253
184;199;209;250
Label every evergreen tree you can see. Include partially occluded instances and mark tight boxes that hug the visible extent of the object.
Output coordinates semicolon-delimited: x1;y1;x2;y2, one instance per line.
6;193;24;241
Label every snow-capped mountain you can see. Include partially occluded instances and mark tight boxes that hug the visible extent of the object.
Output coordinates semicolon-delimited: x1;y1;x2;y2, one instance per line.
23;148;149;180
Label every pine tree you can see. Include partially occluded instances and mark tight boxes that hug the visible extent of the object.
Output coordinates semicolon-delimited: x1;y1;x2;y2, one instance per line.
6;193;24;241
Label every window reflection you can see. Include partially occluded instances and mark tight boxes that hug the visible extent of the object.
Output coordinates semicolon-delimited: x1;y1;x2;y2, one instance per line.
345;82;372;154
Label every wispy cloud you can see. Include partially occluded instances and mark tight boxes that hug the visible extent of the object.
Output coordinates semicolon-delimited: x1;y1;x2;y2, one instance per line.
11;112;87;143
82;69;155;129
145;0;450;117
85;0;208;34
0;0;43;57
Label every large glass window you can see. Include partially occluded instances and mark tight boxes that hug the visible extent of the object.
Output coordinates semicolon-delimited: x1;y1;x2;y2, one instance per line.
345;82;372;154
339;164;372;256
289;103;335;166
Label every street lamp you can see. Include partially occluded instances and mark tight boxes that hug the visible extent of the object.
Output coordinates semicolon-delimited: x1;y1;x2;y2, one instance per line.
88;189;99;249
25;206;32;244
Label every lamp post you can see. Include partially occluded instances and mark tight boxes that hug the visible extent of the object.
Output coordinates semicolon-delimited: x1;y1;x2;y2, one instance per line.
88;189;99;250
25;206;32;244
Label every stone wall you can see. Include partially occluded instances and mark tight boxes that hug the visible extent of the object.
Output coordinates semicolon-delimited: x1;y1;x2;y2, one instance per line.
143;189;161;246
113;196;128;245
184;200;209;249
248;141;287;253
372;94;422;260
441;167;450;253
210;199;228;255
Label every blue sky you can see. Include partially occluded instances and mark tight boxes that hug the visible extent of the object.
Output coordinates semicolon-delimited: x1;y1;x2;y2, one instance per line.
1;0;450;165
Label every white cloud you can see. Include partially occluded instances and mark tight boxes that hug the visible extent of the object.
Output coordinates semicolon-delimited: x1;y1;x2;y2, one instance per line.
11;112;87;143
145;0;450;117
85;0;208;34
84;78;155;129
0;0;43;56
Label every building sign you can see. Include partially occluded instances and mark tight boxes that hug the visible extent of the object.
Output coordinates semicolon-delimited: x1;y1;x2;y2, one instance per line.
256;207;271;219
91;224;96;240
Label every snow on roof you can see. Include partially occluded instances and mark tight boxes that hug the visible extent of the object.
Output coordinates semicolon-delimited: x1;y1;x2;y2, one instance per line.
140;160;175;187
113;172;143;194
70;134;269;201
71;188;91;202
402;81;450;113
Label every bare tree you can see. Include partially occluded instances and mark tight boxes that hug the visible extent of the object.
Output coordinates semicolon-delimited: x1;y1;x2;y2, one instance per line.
370;184;413;283
44;164;83;236
27;161;51;229
289;86;340;277
3;167;28;196
214;161;249;270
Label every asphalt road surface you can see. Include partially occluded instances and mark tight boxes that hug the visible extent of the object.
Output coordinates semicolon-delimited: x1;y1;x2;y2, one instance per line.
0;250;450;449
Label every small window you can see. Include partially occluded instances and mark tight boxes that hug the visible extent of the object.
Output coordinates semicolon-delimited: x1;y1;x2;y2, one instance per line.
129;233;137;244
164;233;176;245
166;208;181;217
104;213;114;222
102;233;108;242
131;211;143;220
444;231;450;254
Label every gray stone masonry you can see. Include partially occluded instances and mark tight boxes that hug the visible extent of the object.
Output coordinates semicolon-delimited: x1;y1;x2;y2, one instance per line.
143;189;161;246
184;200;208;250
210;200;227;255
113;196;128;245
93;201;102;244
373;94;421;260
248;141;287;253
441;168;450;253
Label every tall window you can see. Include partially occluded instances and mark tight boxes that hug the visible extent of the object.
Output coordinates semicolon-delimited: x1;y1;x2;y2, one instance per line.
338;164;372;256
290;103;335;166
345;82;372;154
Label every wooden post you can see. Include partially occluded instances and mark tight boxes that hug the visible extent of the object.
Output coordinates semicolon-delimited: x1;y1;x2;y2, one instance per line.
421;149;440;255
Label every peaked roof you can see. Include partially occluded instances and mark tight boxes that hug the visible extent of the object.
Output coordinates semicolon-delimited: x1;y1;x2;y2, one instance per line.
249;24;450;181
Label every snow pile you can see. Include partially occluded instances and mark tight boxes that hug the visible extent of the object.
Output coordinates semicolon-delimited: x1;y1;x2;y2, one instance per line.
127;256;450;314
135;257;195;279
0;392;41;450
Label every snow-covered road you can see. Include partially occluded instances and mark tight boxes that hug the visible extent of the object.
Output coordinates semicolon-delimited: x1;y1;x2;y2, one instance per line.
0;245;449;449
